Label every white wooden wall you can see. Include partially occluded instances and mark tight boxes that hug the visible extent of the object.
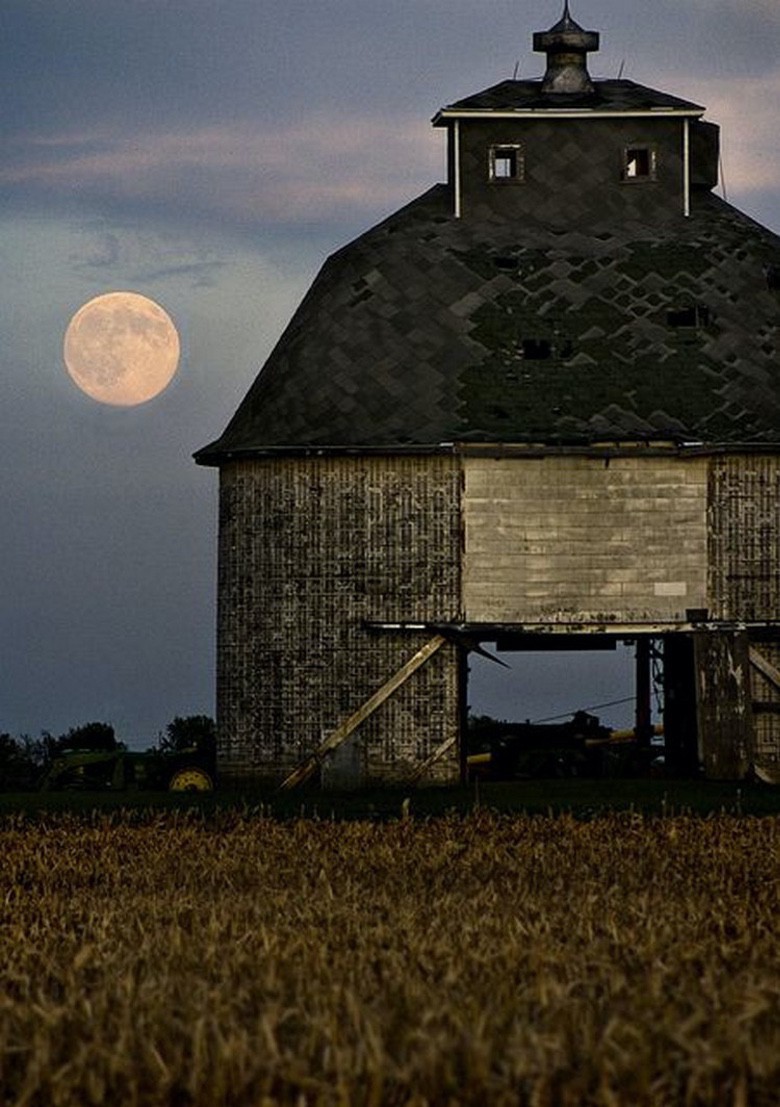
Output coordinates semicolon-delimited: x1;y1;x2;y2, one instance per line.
462;455;708;624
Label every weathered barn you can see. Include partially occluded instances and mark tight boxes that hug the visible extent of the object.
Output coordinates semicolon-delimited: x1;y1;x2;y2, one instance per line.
196;4;780;787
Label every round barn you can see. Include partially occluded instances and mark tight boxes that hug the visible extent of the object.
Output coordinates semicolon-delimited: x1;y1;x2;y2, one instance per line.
196;5;780;788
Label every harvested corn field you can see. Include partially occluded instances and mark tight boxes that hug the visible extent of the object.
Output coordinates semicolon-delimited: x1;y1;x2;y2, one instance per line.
1;810;779;1106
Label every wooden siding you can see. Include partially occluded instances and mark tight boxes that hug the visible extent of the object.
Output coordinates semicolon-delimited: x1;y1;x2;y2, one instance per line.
458;117;685;226
216;456;461;785
709;455;780;621
747;641;780;771
462;455;708;624
708;456;780;771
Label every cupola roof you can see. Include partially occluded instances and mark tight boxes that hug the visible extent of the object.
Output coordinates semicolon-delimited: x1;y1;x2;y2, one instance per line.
533;2;600;94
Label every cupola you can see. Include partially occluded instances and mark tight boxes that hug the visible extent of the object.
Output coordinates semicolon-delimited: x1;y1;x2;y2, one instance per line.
533;1;599;94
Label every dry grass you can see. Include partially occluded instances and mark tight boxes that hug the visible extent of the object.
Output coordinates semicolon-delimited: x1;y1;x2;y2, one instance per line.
1;809;779;1106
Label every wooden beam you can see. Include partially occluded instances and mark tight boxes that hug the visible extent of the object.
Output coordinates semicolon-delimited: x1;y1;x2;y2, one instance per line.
750;701;780;715
279;635;447;790
635;638;653;746
749;647;780;692
406;734;458;785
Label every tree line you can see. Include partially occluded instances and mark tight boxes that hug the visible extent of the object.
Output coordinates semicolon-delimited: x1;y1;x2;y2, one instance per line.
0;715;215;791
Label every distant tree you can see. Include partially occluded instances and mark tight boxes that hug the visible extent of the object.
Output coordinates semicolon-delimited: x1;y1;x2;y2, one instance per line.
55;722;118;755
157;715;216;756
0;733;18;767
0;733;41;791
17;734;48;767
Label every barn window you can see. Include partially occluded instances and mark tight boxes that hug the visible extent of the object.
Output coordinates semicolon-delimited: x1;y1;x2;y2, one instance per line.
622;146;656;181
667;305;710;328
489;145;525;183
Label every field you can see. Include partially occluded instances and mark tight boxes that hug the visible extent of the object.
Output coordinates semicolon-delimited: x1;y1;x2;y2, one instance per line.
1;807;779;1105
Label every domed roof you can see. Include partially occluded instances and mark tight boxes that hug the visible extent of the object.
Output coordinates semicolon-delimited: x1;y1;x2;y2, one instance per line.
196;186;780;463
532;1;600;95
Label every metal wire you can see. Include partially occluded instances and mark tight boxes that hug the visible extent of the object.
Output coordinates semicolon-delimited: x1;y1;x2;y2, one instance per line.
531;695;636;724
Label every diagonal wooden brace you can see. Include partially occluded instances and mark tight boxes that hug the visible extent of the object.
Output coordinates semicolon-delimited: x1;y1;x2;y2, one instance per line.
405;733;458;784
749;647;780;691
279;634;447;790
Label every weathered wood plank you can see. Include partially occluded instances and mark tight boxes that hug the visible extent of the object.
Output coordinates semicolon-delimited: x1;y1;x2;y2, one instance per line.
406;734;459;784
696;633;754;779
279;635;447;790
750;701;780;715
748;647;780;692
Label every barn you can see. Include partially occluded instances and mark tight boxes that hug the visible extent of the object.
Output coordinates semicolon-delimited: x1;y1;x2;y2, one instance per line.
196;4;780;788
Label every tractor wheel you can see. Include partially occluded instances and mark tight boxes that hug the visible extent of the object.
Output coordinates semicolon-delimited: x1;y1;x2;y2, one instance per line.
168;767;214;792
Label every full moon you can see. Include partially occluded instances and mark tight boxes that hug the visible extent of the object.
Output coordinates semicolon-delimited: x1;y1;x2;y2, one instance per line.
63;291;180;406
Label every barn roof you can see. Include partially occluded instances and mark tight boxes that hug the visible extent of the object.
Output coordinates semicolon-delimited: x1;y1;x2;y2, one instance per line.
196;185;780;462
435;79;703;117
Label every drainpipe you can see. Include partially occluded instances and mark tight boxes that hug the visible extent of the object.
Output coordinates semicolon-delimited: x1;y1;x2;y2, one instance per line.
454;119;462;219
683;118;691;218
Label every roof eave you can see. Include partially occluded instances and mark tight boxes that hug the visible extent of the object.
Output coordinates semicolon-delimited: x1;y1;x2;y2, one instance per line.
432;106;705;125
196;439;780;467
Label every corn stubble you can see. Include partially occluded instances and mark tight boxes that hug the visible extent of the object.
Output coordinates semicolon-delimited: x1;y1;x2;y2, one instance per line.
0;810;778;1106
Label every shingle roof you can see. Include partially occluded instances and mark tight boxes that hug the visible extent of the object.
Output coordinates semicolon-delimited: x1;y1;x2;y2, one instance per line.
437;79;703;116
196;186;780;462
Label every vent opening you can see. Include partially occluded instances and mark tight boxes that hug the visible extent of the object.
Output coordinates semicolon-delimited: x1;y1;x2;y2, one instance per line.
667;305;710;328
522;338;553;359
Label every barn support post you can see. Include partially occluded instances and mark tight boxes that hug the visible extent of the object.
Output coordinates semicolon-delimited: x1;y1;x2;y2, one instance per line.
458;645;470;783
635;638;653;746
663;634;699;776
694;632;754;779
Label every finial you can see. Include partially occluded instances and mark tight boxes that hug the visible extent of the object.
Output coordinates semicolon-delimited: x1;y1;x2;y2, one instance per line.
533;4;600;94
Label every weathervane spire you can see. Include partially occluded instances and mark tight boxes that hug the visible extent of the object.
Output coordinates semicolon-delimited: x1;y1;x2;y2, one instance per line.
533;3;600;94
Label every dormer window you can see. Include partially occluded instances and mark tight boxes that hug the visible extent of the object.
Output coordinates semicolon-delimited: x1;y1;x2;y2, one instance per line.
489;145;524;183
622;146;657;182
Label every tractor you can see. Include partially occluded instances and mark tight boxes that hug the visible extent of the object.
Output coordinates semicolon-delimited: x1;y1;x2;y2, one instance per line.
40;746;214;792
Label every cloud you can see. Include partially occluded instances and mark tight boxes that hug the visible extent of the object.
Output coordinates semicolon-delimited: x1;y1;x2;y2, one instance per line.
0;115;445;231
657;71;780;199
687;0;780;18
72;224;227;288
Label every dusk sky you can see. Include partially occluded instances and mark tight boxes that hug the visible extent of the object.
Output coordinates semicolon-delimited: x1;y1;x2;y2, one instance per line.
3;0;780;746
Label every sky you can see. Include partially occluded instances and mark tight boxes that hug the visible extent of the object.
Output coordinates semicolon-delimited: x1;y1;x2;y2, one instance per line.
2;0;780;747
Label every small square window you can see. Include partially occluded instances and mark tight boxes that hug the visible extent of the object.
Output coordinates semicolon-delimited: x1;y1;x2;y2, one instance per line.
622;146;656;182
489;145;524;183
667;305;710;328
522;338;552;360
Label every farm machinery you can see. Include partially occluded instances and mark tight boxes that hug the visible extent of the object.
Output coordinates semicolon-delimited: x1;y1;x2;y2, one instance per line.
466;711;662;780
40;746;215;792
